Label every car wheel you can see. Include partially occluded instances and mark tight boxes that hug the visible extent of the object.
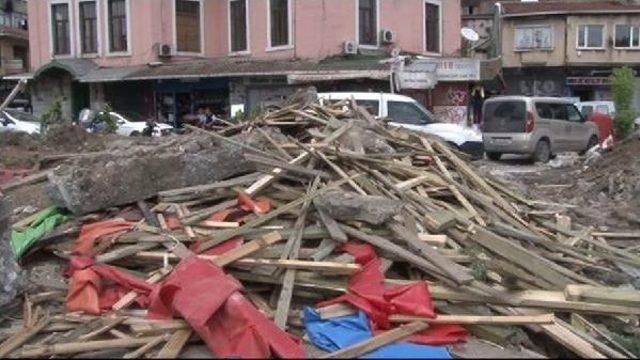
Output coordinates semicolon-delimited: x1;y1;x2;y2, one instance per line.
486;152;502;161
580;136;599;156
130;131;141;137
532;140;551;163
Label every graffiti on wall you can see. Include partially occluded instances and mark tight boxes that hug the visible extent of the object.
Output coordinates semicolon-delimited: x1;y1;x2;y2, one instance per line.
434;106;468;125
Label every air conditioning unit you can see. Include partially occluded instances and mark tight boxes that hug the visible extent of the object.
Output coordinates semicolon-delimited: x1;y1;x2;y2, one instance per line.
381;29;396;44
158;43;173;58
343;41;358;55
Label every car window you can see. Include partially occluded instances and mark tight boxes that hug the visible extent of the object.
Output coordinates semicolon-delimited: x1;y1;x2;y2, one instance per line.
581;105;594;120
4;110;36;122
387;101;432;125
548;103;568;121
595;105;609;115
355;100;380;116
566;104;584;122
535;103;554;119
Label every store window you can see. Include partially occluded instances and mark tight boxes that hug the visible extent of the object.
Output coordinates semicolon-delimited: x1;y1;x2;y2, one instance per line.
269;0;290;48
229;0;247;52
79;1;98;54
577;24;604;49
425;1;441;53
51;2;71;56
107;0;128;53
358;0;377;46
615;25;640;48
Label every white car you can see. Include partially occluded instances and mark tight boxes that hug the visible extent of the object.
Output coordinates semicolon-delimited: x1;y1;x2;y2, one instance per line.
0;109;41;135
84;110;174;137
318;92;484;158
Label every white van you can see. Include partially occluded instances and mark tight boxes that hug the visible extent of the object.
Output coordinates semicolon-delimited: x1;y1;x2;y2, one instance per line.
576;101;616;121
317;92;484;158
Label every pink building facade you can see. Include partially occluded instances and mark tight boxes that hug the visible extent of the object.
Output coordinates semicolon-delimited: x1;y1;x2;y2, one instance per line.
25;0;469;122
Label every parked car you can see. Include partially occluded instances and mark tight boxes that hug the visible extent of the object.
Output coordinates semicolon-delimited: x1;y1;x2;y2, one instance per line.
317;92;484;159
576;101;615;121
482;96;600;163
80;109;173;137
0;109;41;135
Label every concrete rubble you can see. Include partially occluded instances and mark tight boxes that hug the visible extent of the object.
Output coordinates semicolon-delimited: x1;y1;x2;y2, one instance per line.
0;194;22;308
314;191;404;225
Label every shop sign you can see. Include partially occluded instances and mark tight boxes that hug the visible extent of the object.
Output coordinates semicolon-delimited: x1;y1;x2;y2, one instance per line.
566;77;611;86
436;58;481;82
398;60;438;90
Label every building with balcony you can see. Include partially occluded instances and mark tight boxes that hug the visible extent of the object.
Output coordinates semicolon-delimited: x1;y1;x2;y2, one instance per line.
498;1;640;106
0;0;28;102
20;0;499;124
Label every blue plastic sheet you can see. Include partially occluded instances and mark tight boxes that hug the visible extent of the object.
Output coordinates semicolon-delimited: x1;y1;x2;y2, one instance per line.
303;307;451;359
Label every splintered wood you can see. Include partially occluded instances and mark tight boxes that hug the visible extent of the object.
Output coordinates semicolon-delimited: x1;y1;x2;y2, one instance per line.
4;93;640;359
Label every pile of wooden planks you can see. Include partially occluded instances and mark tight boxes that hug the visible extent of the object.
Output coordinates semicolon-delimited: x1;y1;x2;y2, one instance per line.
1;96;639;358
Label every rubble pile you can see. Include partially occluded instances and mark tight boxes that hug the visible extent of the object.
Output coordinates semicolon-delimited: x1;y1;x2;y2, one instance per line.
1;95;639;358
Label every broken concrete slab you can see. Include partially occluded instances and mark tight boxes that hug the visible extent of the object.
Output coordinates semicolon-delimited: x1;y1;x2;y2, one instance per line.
47;133;271;215
314;191;404;226
0;194;23;308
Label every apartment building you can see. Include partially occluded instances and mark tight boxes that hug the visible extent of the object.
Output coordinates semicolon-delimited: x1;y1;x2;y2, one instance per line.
19;0;497;124
0;0;28;101
499;1;640;105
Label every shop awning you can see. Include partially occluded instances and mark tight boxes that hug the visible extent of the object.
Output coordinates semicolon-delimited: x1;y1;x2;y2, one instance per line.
287;71;390;84
3;72;32;80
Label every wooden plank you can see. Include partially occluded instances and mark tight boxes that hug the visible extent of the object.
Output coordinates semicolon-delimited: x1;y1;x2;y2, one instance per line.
212;232;283;267
315;207;348;243
198;221;240;228
77;317;126;341
565;285;640;307
417;234;448;248
389;222;474;285
469;226;574;288
20;336;160;357
390;314;555;325
95;242;158;264
1;171;50;192
112;267;172;311
0;317;49;357
123;335;167;359
538;320;607;358
200;176;357;251
155;329;193;359
321;322;429;359
245;152;310;196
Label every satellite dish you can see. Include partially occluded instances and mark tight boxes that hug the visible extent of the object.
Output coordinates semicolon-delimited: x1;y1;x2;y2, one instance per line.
461;27;480;42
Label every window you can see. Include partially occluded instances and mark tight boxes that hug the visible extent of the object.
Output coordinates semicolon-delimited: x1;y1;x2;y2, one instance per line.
229;0;247;52
595;105;610;115
358;0;377;46
79;1;98;54
615;25;640;48
578;25;604;49
566;104;583;123
515;26;552;50
355;100;379;116
387;101;432;125
175;0;201;53
581;105;594;120
12;45;27;67
51;3;70;55
107;0;128;53
425;1;441;53
269;0;290;48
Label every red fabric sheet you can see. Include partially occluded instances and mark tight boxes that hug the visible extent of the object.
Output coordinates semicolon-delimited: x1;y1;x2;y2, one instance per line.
591;113;614;144
319;241;468;346
148;256;305;359
73;219;135;256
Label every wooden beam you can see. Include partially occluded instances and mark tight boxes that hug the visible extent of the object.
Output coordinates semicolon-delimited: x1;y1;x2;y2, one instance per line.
212;232;284;267
20;336;160;357
155;329;193;359
565;285;640;307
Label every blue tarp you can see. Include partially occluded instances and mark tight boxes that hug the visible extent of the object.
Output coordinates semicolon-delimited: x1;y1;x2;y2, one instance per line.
303;307;451;359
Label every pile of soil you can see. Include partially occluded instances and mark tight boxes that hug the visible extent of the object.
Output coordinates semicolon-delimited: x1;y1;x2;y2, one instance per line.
514;139;640;229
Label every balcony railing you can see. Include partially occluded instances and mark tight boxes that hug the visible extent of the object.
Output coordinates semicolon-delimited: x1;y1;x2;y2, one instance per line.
1;58;25;75
0;12;27;30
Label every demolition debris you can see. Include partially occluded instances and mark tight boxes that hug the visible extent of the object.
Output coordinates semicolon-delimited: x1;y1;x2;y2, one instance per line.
0;94;639;358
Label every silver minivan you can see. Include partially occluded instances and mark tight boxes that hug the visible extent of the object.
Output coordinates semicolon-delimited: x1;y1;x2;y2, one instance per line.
482;96;600;162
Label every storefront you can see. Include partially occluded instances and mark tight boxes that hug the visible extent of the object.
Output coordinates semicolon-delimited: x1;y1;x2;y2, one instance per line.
153;78;230;125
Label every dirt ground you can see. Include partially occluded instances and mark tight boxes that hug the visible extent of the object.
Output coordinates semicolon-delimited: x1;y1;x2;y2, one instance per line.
477;138;640;231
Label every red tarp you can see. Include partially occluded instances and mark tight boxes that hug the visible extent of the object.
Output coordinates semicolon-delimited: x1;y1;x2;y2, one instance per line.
319;242;468;346
148;256;305;359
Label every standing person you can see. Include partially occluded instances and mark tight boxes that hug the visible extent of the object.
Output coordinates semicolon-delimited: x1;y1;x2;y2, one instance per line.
470;85;485;126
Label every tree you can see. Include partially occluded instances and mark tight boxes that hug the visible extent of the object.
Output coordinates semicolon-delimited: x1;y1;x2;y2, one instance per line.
40;97;64;134
610;66;637;138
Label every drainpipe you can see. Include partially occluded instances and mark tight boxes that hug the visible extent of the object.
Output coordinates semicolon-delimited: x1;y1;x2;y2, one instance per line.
493;2;503;59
